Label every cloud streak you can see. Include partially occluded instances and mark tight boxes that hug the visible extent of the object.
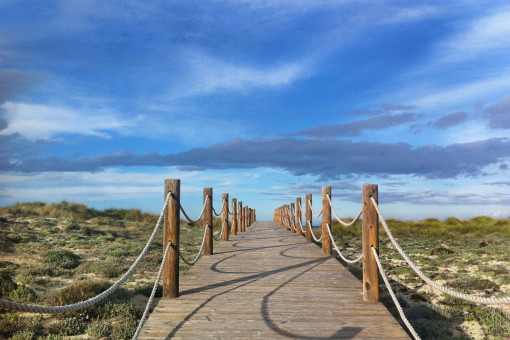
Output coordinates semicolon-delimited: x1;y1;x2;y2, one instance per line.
293;113;416;137
429;112;468;129
0;102;132;140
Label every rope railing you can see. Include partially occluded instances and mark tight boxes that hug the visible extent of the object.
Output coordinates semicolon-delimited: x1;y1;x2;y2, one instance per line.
180;195;209;223
371;246;420;340
308;199;322;218
326;223;363;264
273;183;509;340
178;225;209;266
212;198;227;217
212;221;225;241
370;197;510;305
307;220;323;242
0;191;172;314
132;240;172;340
326;194;362;227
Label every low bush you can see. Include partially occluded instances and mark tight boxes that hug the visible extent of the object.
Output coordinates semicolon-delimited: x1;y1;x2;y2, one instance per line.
8;285;38;302
49;317;85;336
86;319;112;337
43;249;80;269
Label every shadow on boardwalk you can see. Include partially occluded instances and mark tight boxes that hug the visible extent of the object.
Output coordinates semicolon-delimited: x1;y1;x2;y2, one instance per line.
140;222;409;339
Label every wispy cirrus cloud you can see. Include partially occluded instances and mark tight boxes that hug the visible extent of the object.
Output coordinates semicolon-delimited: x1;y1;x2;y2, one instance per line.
0;101;132;140
438;7;510;63
166;50;309;99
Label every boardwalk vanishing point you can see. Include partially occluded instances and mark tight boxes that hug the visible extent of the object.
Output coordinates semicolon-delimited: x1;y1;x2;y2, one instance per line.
139;221;410;339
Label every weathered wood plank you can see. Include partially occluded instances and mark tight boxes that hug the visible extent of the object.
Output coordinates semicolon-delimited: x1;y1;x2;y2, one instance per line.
139;221;410;339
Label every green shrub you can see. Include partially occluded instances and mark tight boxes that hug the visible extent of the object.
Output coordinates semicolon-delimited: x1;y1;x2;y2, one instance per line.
0;314;42;339
0;271;18;298
108;247;130;257
86;320;112;337
474;307;510;338
10;330;35;340
43;249;80;269
449;276;500;292
49;317;85;336
47;280;110;319
83;258;128;278
9;285;38;302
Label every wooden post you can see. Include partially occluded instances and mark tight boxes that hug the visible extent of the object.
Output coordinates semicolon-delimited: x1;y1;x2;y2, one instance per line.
363;184;379;302
238;201;243;232
296;197;302;236
222;193;229;241
305;194;312;242
286;205;291;230
290;203;296;233
163;179;180;298
244;206;248;231
322;186;332;255
204;188;213;255
232;198;238;236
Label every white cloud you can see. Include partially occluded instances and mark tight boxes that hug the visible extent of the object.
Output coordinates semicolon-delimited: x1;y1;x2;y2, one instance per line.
406;71;510;109
0;101;131;140
439;8;510;62
379;5;441;24
167;50;309;99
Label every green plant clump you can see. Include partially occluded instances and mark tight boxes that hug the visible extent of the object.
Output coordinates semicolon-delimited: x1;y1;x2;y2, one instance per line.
49;317;85;336
43;249;80;269
86;319;112;337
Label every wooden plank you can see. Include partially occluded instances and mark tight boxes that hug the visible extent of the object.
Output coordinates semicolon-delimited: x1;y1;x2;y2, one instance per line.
139;221;410;339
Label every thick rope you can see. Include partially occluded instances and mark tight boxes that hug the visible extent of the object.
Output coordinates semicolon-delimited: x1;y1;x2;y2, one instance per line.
307;199;322;218
372;247;421;340
326;194;362;226
212;222;225;241
307;220;323;242
178;225;208;266
0;192;172;313
326;224;363;264
181;195;209;224
371;197;510;304
212;198;227;217
289;214;295;232
132;240;172;340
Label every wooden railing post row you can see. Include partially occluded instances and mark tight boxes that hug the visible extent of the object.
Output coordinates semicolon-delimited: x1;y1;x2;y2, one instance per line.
305;194;312;242
238;201;243;232
222;193;229;241
204;188;213;255
290;202;296;233
244;206;248;230
296;197;302;236
286;204;291;230
322;186;332;255
163;179;180;298
362;184;379;302
232;198;238;235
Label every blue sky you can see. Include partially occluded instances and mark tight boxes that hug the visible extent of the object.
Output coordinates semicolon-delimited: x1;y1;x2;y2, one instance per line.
1;1;510;221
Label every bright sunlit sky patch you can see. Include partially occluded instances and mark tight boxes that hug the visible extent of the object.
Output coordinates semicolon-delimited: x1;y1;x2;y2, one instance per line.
1;1;510;220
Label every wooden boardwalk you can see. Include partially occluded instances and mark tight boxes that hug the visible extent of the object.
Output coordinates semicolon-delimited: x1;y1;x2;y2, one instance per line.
139;221;410;339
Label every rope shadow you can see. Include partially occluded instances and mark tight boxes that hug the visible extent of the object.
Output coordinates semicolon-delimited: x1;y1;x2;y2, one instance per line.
260;258;363;339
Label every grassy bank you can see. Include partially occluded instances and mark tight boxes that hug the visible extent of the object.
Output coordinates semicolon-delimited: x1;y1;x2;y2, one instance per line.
317;216;510;339
1;201;509;339
0;201;223;340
